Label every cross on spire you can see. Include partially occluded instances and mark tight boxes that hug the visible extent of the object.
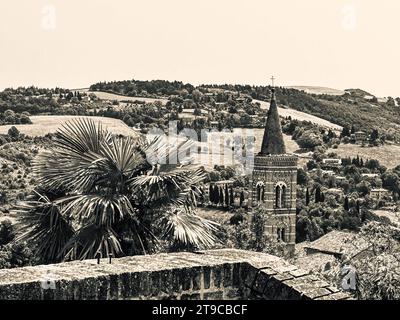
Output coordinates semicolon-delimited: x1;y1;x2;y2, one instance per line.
270;76;276;87
260;76;286;155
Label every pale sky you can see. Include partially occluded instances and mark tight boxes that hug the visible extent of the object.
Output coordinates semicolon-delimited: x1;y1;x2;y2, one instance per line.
0;0;399;97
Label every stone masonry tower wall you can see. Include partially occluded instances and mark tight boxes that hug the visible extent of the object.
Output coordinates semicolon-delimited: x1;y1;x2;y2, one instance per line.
251;89;298;255
251;155;298;254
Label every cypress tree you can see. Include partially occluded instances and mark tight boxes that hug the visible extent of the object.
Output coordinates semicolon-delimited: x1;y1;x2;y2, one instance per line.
344;196;350;211
229;187;234;206
315;186;321;203
213;185;219;204
240;191;245;207
341;126;350;138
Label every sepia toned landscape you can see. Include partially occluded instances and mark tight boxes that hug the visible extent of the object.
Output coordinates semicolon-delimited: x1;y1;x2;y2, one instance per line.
0;0;399;304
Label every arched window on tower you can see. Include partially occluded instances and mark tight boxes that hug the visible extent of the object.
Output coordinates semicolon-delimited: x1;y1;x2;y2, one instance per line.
256;182;265;202
277;228;286;242
275;186;281;208
275;182;287;208
281;185;286;208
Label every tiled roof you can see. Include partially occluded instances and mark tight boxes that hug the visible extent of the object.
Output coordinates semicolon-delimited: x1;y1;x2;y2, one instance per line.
304;231;371;259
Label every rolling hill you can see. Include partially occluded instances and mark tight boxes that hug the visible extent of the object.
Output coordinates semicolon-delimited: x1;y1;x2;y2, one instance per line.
82;88;342;131
285;86;345;96
78;88;168;105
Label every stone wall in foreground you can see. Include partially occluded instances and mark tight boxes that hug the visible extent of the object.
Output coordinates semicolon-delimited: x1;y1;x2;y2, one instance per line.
0;249;350;300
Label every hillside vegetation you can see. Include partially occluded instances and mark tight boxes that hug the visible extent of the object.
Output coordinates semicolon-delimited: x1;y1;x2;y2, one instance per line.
88;79;400;141
204;84;400;142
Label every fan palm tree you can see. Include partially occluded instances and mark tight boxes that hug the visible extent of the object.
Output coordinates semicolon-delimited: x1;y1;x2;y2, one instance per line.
15;118;218;263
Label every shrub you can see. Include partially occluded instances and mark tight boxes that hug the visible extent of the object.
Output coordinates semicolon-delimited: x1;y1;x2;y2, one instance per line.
7;126;20;139
0;243;33;269
230;211;244;225
0;220;14;246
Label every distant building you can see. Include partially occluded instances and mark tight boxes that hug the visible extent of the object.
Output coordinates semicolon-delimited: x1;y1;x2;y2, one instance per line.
209;121;219;129
335;175;347;182
321;170;335;176
361;173;379;179
182;108;209;116
370;188;390;201
354;131;367;144
81;96;91;102
321;158;342;169
325;188;344;199
178;115;194;126
178;112;207;125
235;97;246;103
310;168;335;176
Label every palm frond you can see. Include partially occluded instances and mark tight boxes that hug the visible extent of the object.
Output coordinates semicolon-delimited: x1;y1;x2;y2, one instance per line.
14;192;74;263
62;224;122;260
56;193;136;227
33;118;111;192
163;209;220;249
98;135;146;188
129;167;206;207
56;117;111;153
34;118;144;193
113;214;160;256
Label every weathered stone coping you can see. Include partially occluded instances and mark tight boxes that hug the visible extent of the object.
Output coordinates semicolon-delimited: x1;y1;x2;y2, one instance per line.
0;249;351;300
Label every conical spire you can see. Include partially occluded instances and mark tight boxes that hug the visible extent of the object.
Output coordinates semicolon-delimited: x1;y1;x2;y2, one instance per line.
260;89;286;155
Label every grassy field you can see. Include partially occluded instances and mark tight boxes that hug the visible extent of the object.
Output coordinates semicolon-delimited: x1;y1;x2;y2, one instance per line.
285;86;345;96
253;99;342;131
0;116;140;137
327;143;400;169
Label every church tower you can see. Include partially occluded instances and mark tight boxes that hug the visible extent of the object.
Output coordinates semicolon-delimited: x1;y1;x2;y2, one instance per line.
251;88;298;255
